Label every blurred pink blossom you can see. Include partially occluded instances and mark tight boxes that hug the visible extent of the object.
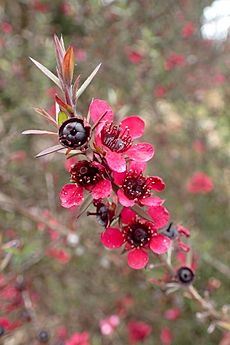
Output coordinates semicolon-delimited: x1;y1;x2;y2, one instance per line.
187;172;214;194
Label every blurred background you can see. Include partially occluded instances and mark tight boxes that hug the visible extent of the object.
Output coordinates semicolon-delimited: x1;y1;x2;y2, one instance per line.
0;0;230;344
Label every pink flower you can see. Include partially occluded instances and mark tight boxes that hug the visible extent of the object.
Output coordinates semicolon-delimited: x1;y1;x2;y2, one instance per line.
60;2;74;16
165;53;185;71
75;48;87;62
1;22;12;34
154;86;167;98
65;331;90;345
213;73;225;85
182;22;194;38
126;49;143;64
193;140;205;153
46;248;71;264
114;161;165;207
160;327;172;345
60;160;112;208
101;207;170;269
100;315;120;335
187;172;214;194
127;320;152;344
89;99;154;172
164;308;181;320
32;0;49;12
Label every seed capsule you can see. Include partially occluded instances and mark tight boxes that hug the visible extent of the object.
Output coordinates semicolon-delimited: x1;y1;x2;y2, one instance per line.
37;330;49;343
59;118;91;149
177;266;194;285
162;223;178;240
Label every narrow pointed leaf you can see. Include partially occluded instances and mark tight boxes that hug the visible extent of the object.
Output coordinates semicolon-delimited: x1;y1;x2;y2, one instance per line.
33;107;57;127
131;204;153;222
76;193;93;220
73;75;81;105
63;46;74;86
22;130;57;135
55;95;73;114
76;63;101;99
36;144;64;158
29;57;61;89
58;111;68;126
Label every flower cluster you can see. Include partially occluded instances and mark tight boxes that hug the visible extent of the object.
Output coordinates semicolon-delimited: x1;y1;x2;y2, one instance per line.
23;36;191;271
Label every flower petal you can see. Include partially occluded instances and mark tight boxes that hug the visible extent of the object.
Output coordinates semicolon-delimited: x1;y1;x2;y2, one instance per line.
106;151;126;173
121;207;136;224
101;227;124;249
60;184;84;208
150;234;171;254
92;179;112;199
140;196;165;206
147;206;169;228
89;99;114;123
129;160;146;174
127;249;149;269
113;171;126;185
117;189;135;207
147;176;165;191
126;143;154;162
120;116;145;139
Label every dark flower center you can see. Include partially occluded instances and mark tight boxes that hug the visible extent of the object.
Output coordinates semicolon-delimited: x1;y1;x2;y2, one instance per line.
123;171;151;200
101;122;132;153
70;160;103;187
59;118;91;149
177;266;195;285
124;223;152;248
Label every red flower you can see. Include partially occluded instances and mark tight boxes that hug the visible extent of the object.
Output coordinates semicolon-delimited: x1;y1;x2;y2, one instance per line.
182;22;194;38
75;48;87;62
65;331;90;345
165;53;185;71
154;86;167;98
32;0;49;12
160;327;172;345
100;315;120;335
101;207;170;269
164;308;181;320
126;49;143;64
1;22;12;34
46;248;71;264
127;320;152;344
114;161;165;207
187;172;214;194
60;160;112;208
89;99;154;172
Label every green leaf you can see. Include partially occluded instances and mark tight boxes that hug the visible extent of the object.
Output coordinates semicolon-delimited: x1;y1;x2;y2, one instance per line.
29;57;61;89
76;63;101;99
131;204;153;222
58;111;68;126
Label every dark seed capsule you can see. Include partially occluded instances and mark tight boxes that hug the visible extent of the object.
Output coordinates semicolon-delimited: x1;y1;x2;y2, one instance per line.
96;203;109;227
177;266;194;285
37;330;49;343
162;223;178;240
0;326;5;337
59;118;91;149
